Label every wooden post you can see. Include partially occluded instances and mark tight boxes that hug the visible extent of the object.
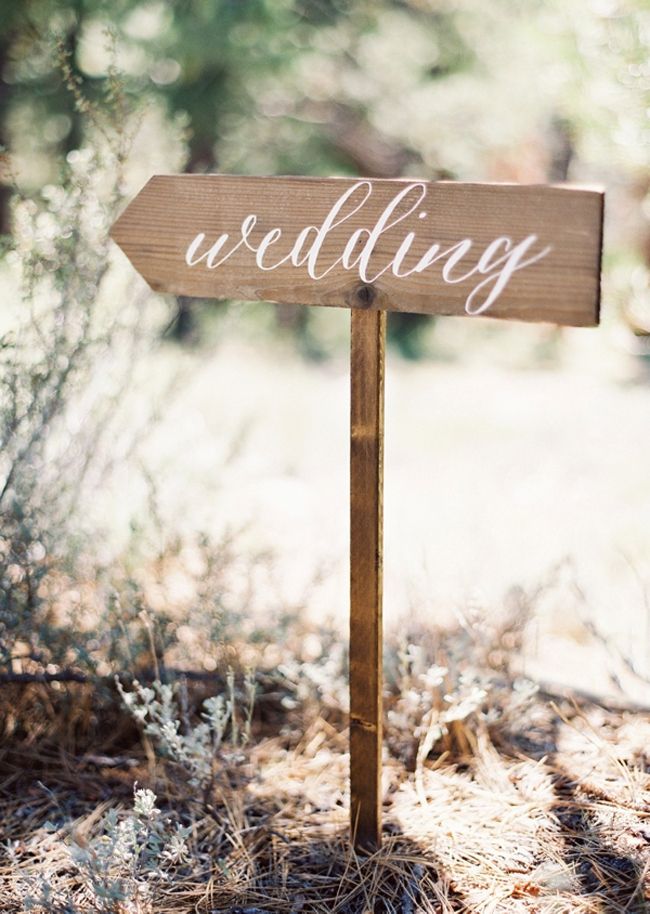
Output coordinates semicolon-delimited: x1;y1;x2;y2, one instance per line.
350;305;385;852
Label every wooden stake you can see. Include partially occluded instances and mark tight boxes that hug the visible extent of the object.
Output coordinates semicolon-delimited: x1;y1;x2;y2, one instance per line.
350;304;385;852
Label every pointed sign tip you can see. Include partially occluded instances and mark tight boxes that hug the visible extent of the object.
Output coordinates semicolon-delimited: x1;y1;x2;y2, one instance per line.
109;202;132;251
109;175;162;246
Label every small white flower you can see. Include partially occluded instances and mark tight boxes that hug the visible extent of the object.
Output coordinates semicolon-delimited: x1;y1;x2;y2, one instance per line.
133;788;159;819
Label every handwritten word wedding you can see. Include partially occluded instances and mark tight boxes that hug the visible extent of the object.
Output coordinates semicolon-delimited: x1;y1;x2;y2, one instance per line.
184;181;552;316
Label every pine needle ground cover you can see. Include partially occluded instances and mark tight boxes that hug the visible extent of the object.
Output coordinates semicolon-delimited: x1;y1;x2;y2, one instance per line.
1;611;649;914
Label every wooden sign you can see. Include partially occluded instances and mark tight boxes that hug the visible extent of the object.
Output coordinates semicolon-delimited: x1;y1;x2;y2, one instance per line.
111;173;604;855
111;175;603;326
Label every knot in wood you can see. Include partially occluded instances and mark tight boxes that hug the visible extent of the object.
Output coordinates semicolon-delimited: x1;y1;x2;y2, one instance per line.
355;283;376;308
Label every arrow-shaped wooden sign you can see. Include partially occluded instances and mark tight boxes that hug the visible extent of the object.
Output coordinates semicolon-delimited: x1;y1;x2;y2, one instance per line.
111;173;604;852
111;175;603;325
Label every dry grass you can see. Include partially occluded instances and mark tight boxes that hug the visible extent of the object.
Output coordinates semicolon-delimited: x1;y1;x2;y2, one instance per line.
1;661;649;914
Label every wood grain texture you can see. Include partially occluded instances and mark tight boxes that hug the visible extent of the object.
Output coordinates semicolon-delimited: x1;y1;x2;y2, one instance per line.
350;307;385;852
111;174;603;326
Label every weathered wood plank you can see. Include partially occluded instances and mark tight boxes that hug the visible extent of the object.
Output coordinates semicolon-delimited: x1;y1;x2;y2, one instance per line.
111;174;603;326
350;307;385;852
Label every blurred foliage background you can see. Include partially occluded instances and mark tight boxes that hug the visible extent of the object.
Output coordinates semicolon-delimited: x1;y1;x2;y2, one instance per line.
1;0;649;354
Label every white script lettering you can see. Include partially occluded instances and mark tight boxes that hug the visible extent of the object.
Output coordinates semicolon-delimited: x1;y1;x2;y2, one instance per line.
184;182;552;314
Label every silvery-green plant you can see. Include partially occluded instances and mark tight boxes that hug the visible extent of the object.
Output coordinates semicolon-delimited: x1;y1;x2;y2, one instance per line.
117;672;256;789
22;786;190;914
388;622;539;775
0;49;172;677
